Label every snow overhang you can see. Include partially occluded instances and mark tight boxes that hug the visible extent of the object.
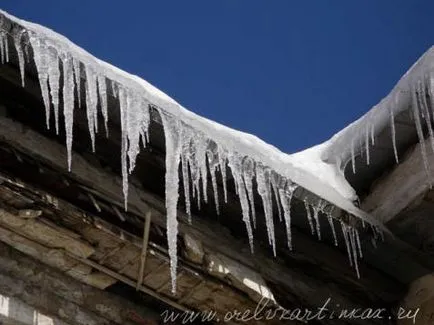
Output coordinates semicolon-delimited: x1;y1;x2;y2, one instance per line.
320;47;434;198
0;9;389;292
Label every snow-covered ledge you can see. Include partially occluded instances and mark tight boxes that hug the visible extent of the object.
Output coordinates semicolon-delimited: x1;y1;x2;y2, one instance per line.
0;9;388;293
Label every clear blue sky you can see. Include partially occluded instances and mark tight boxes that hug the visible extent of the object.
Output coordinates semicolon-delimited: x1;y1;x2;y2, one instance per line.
4;1;434;152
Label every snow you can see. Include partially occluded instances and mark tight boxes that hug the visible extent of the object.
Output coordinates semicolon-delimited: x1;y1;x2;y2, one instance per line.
321;45;434;183
0;9;396;293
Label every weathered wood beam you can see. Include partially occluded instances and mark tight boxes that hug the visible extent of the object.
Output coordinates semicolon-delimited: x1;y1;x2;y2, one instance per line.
0;242;160;325
362;137;434;223
0;207;94;258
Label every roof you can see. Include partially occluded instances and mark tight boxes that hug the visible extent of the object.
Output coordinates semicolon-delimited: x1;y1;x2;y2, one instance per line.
2;9;434;323
0;9;390;293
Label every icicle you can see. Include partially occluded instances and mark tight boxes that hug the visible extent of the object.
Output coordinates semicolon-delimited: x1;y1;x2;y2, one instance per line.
118;87;129;209
180;128;194;222
218;148;228;203
327;213;338;246
85;66;99;151
389;98;399;164
279;183;296;250
242;157;256;228
350;139;356;174
355;228;363;259
47;47;61;134
181;153;192;219
61;53;75;171
411;82;431;182
3;34;8;62
187;139;202;210
304;200;315;236
256;164;276;255
28;35;51;128
271;173;283;222
418;78;434;153
13;30;25;87
160;113;182;294
207;150;220;215
312;200;323;240
98;75;109;136
228;154;254;253
349;227;360;278
195;137;209;204
72;58;82;108
340;221;353;267
0;32;5;64
365;126;370;165
428;75;434;121
24;45;31;65
370;123;375;146
125;92;150;174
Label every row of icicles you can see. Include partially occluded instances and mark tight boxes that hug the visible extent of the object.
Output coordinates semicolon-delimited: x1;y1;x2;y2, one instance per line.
0;24;386;294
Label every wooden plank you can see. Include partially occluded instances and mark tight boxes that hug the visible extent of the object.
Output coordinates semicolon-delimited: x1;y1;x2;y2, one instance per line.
0;242;160;325
362;138;434;223
0;216;116;289
0;208;94;258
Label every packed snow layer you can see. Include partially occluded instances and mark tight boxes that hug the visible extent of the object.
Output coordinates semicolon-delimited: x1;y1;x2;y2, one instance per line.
321;46;434;180
0;10;391;293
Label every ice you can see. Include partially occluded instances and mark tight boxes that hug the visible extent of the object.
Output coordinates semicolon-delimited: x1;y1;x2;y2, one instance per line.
126;91;150;174
47;47;61;134
98;75;109;136
365;126;370;165
2;9;400;293
72;58;82;108
271;174;283;222
13;30;25;87
327;212;338;246
355;228;363;259
61;53;75;171
351;140;356;174
0;31;5;64
28;35;51;129
278;183;297;250
218;148;228;203
256;164;276;255
228;154;254;253
349;227;360;278
196;137;209;204
85;66;98;151
389;97;399;164
160;113;182;294
312;200;324;240
242;157;256;228
181;153;192;218
418;79;434;154
0;32;9;63
340;221;353;267
304;199;315;236
118;86;129;209
411;82;431;181
207;150;220;214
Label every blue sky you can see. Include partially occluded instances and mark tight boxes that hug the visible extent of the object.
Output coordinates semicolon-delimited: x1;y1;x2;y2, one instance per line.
4;1;434;152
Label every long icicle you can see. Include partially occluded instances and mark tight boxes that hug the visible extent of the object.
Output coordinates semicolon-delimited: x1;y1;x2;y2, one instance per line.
62;53;75;171
14;30;26;87
160;113;182;294
390;97;399;164
411;81;431;183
